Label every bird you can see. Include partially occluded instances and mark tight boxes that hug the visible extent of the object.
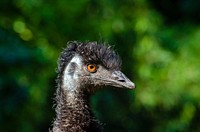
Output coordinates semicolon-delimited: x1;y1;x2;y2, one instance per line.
52;41;135;132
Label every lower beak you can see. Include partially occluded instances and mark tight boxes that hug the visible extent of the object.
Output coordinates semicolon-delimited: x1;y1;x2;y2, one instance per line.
109;71;135;89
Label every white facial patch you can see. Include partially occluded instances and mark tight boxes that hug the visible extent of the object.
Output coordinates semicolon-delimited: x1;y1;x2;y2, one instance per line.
63;55;83;92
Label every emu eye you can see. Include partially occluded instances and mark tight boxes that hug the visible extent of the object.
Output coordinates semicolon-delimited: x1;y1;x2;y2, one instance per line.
87;64;97;73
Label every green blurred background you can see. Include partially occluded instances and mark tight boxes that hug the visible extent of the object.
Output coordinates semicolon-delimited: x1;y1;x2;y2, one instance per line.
0;0;200;132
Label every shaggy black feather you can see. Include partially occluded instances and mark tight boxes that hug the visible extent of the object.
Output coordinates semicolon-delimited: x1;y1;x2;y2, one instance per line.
52;41;122;132
57;41;121;74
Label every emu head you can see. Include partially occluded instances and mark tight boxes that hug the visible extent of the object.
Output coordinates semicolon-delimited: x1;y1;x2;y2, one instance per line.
57;41;135;94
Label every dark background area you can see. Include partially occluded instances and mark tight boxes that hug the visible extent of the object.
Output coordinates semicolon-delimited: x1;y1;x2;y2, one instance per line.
0;0;200;132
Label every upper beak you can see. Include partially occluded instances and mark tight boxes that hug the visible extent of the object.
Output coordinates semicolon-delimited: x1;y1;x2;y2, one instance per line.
108;71;135;89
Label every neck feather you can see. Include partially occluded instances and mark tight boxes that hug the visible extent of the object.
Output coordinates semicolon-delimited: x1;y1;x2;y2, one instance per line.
52;84;102;132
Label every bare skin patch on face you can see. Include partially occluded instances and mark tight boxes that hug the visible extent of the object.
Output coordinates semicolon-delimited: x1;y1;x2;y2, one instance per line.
63;55;83;102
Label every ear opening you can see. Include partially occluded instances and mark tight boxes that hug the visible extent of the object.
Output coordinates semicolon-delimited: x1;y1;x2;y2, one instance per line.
67;62;76;75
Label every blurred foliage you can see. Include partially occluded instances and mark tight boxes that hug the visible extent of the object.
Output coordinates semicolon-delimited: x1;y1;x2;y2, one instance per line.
0;0;200;132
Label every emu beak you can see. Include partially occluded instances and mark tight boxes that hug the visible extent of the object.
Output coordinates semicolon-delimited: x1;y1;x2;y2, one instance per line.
110;71;135;89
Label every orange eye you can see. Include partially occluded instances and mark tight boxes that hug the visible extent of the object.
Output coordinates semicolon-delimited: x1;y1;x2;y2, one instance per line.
87;64;97;73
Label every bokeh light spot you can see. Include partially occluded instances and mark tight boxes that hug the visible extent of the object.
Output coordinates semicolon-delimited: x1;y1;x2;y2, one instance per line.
20;28;33;41
13;20;26;33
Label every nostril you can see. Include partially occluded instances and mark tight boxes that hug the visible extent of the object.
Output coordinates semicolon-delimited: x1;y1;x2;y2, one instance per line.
112;71;126;82
117;78;125;82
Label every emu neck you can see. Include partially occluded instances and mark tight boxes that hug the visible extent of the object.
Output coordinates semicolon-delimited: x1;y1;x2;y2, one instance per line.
53;55;102;132
53;86;102;132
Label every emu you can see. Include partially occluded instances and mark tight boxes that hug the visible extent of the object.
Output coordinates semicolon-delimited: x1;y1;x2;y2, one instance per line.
52;41;135;132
